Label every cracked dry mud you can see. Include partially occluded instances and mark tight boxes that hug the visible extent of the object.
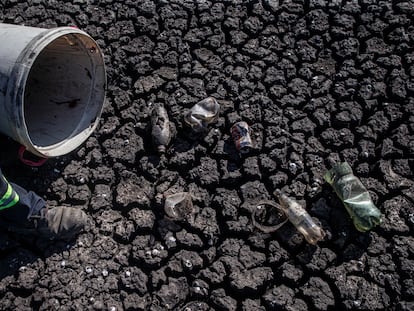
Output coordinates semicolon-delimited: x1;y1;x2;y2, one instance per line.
1;0;414;310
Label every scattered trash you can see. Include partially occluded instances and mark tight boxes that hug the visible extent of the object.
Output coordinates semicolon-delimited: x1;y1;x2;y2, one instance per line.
184;97;220;132
253;192;325;245
324;162;382;232
231;121;253;154
252;200;288;233
151;103;171;153
164;192;194;221
275;191;325;245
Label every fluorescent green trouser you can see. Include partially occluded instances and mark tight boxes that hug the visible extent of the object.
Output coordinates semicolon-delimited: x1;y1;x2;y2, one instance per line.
0;176;19;210
0;168;45;227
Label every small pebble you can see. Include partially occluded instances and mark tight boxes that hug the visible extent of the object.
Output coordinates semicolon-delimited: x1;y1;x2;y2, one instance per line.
183;259;193;268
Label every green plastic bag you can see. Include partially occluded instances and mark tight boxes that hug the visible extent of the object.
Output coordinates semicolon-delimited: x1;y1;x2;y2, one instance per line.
324;162;382;232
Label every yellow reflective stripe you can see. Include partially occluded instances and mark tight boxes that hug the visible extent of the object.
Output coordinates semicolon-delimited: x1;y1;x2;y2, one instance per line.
0;183;13;205
0;192;19;210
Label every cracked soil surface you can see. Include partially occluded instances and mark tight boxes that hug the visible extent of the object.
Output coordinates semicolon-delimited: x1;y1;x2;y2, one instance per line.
0;0;414;310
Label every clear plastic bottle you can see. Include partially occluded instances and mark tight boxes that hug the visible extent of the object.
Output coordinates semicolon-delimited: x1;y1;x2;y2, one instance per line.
275;191;325;245
151;103;171;153
184;97;220;132
164;192;193;221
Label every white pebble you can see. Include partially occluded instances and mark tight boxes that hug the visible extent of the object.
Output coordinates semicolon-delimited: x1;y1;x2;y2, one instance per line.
125;271;131;277
183;259;193;268
61;261;66;267
102;269;108;277
85;266;93;274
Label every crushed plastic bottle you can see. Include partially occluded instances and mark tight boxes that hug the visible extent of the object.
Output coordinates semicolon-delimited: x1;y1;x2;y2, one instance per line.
324;162;382;232
164;192;194;221
231;121;253;154
275;190;326;245
151;103;171;153
184;97;220;132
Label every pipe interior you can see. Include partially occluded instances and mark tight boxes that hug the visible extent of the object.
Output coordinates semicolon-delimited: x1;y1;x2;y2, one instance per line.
24;33;104;148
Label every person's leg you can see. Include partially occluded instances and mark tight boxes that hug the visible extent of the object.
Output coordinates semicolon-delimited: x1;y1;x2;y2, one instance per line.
0;168;87;240
0;169;45;224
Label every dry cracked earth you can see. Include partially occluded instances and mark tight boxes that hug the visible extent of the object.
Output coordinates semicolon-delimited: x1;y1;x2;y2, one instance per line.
0;0;414;310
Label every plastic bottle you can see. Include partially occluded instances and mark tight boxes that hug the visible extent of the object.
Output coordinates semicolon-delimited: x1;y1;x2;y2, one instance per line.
324;162;382;232
164;192;193;221
275;190;325;245
184;97;220;132
151;103;171;153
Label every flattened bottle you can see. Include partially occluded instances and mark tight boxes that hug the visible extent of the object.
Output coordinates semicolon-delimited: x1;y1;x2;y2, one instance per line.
324;162;382;232
184;97;220;132
164;192;193;221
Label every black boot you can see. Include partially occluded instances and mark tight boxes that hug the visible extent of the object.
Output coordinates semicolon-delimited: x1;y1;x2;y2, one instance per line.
0;169;87;240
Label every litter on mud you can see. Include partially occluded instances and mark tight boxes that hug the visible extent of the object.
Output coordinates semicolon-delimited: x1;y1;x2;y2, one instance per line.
164;192;194;221
184;97;220;132
324;162;382;232
151;103;172;153
253;191;325;245
251;200;288;233
231;121;253;154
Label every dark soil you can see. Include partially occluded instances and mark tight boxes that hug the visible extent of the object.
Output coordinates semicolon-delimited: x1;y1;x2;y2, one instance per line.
1;1;414;310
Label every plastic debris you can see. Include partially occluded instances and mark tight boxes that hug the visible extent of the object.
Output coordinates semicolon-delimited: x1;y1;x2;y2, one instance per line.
324;161;382;232
231;121;253;154
151;103;171;153
251;200;288;233
184;97;220;132
252;194;325;245
276;190;325;245
164;192;194;221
